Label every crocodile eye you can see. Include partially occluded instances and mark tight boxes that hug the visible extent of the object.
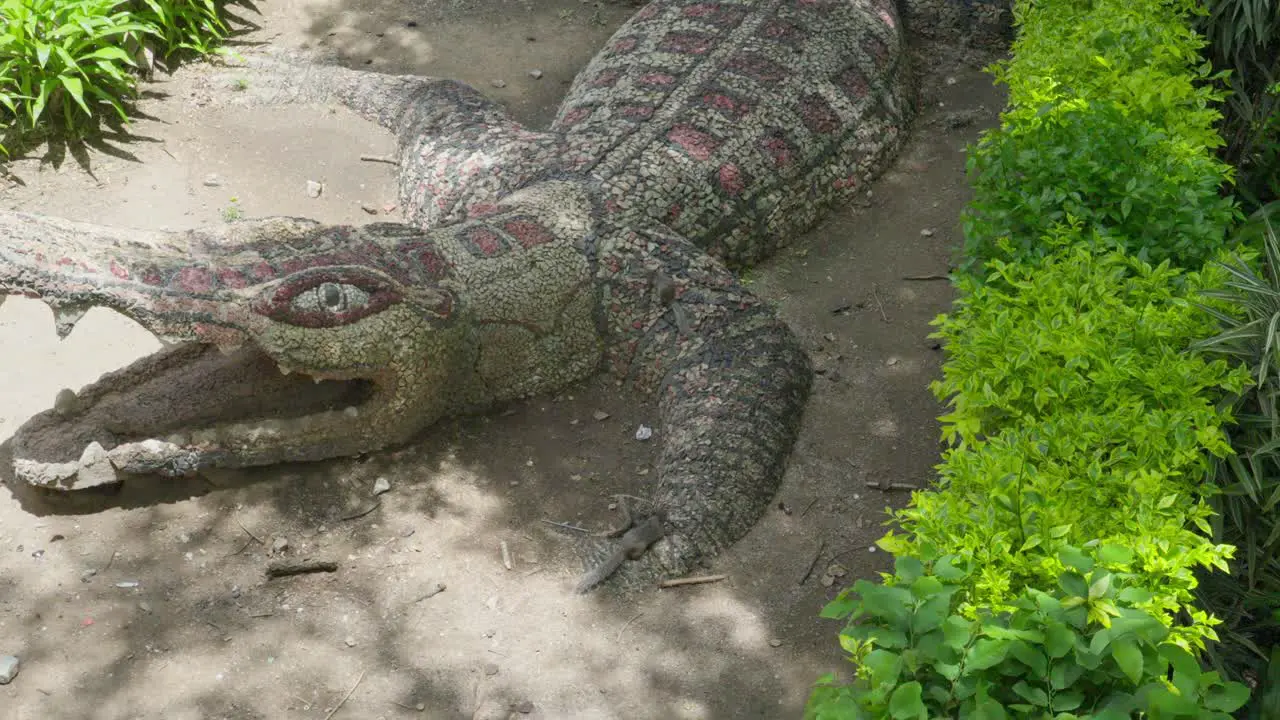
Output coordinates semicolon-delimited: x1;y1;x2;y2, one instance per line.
293;282;371;315
254;268;402;329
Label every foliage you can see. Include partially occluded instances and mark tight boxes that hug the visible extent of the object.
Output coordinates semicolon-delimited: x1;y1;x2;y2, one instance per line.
958;0;1239;274
807;552;1252;719
1190;202;1280;685
1196;0;1280;213
812;0;1248;707
0;0;240;154
887;242;1250;650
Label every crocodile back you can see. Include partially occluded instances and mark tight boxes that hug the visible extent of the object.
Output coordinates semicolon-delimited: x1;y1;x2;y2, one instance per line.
552;0;914;268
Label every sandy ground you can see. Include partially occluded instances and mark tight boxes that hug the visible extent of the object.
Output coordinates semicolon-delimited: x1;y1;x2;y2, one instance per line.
0;1;1007;717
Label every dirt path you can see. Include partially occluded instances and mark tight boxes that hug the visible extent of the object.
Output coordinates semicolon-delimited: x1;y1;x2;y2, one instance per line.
0;2;1005;717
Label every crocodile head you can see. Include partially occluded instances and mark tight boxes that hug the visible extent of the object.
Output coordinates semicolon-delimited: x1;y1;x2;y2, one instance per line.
0;212;475;489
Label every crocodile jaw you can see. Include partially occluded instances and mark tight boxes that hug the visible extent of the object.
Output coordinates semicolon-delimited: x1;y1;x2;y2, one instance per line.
7;299;473;491
9;339;398;490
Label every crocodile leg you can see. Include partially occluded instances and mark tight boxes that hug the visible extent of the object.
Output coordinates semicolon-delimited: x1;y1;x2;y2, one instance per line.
578;223;813;591
203;52;567;228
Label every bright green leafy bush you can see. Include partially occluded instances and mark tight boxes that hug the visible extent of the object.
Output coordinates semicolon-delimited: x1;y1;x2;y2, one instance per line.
809;553;1253;719
888;241;1249;649
811;0;1250;709
958;0;1239;273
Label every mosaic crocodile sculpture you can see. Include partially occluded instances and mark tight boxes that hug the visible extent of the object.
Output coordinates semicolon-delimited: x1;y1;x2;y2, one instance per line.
0;0;1005;590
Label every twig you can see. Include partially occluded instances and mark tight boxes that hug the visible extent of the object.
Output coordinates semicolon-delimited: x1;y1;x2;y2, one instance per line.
226;537;256;557
866;480;918;491
799;497;819;518
338;501;381;522
249;611;275;618
616;612;643;641
500;541;513;571
658;574;727;589
235;517;264;544
902;273;949;281
205;620;223;633
871;285;889;322
537;515;586;532
266;559;339;578
101;550;118;573
323;668;365;720
411;583;447;603
360;154;399;165
798;540;827;586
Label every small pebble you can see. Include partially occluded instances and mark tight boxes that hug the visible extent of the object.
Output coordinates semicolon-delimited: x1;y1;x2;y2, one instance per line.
139;601;153;613
0;655;19;684
886;357;899;366
490;79;507;88
483;661;500;676
635;424;653;441
592;410;610;421
513;700;535;714
203;174;222;187
81;569;98;583
344;636;356;648
372;477;391;496
305;180;323;198
920;228;935;237
528;69;544;79
768;639;783;648
272;537;289;553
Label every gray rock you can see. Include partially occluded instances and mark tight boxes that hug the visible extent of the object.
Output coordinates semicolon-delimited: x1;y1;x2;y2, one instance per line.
490;79;507;88
528;69;544;79
306;180;323;198
372;477;391;496
0;655;19;684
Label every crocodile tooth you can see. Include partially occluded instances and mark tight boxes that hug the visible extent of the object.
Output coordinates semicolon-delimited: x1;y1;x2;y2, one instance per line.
52;303;90;340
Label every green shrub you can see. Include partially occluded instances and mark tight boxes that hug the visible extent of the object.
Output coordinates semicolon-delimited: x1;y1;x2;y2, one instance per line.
808;552;1253;719
889;241;1250;649
1190;203;1280;685
0;0;238;154
1197;0;1279;213
0;0;155;131
958;0;1239;273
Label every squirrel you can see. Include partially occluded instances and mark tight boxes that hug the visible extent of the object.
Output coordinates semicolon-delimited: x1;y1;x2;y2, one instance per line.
575;500;667;594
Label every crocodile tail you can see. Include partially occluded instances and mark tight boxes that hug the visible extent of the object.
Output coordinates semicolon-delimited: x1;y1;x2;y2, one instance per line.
210;51;568;228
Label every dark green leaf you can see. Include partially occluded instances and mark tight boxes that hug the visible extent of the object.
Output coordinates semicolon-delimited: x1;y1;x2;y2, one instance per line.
888;682;924;720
